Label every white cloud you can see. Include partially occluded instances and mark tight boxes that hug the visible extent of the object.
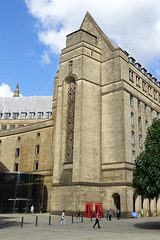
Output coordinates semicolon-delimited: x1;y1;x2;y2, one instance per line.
0;83;13;97
25;50;34;57
40;51;51;65
25;0;160;68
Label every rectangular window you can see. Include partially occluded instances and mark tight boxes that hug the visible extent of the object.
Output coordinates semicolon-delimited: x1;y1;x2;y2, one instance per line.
35;145;40;154
21;112;27;119
131;112;134;125
142;81;146;92
4;113;10;119
46;112;52;118
15;148;20;157
29;112;35;119
139;135;142;147
148;86;153;97
14;163;19;172
129;70;133;81
38;112;44;119
34;161;39;170
157;112;159;119
145;120;148;130
138;99;140;111
13;112;19;119
130;95;133;107
138;116;141;129
132;151;135;164
151;108;153;119
136;76;140;87
144;104;147;115
154;89;157;100
131;131;135;144
1;125;7;130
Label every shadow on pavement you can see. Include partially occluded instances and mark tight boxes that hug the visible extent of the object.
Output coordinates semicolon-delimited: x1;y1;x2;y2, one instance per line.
0;216;30;229
134;222;160;230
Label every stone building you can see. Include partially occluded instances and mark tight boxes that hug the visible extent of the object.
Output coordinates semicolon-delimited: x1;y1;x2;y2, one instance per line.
51;12;160;217
0;84;53;212
0;12;160;216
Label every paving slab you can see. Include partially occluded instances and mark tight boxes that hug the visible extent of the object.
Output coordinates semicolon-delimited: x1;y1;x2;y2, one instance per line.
0;213;160;240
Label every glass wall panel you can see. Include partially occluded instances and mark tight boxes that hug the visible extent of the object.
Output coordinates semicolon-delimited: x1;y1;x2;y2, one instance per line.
0;172;43;213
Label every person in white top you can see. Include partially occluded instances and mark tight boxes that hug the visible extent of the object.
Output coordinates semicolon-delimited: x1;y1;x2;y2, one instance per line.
60;210;65;225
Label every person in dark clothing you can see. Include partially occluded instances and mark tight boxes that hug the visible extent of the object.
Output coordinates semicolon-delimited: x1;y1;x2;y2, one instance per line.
93;212;101;228
109;209;112;221
116;208;120;220
77;210;81;222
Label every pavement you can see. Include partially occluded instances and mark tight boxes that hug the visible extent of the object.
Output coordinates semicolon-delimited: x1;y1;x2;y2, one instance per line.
0;213;160;240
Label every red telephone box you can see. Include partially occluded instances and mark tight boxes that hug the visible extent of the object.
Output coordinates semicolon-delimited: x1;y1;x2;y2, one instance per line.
95;202;102;217
85;202;93;217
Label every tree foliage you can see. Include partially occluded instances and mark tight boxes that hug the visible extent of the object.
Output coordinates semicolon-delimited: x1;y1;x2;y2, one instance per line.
132;118;160;199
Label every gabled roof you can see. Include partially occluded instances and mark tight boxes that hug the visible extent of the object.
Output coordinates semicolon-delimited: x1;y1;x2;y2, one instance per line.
80;12;120;52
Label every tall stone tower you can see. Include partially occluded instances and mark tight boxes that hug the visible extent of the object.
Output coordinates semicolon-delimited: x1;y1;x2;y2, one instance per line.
51;12;140;216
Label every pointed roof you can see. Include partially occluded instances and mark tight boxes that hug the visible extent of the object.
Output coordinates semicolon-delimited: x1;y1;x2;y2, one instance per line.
80;12;120;52
13;82;20;97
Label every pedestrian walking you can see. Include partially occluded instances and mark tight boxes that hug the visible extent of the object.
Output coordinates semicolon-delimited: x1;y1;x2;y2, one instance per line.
60;210;65;225
77;210;81;222
109;209;112;221
93;212;101;228
30;205;34;215
116;208;120;220
141;208;144;217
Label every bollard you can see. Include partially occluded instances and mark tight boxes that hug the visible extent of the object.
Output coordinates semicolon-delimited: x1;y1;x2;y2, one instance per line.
72;215;74;223
91;214;92;222
81;215;83;222
35;216;38;226
21;216;24;227
49;215;51;225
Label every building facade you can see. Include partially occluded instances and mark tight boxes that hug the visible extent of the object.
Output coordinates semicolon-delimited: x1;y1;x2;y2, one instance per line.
51;12;160;217
0;12;160;216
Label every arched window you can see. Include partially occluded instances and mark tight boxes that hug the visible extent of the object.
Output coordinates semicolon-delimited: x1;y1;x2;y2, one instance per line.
65;78;76;163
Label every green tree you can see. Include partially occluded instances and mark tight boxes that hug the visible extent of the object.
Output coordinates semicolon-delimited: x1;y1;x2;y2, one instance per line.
132;118;160;203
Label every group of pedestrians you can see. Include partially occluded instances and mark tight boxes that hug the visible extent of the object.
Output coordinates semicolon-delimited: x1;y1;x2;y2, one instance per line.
30;204;43;215
30;205;120;228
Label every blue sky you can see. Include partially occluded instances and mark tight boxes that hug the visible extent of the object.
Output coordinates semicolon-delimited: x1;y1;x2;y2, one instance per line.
1;0;160;97
0;0;59;96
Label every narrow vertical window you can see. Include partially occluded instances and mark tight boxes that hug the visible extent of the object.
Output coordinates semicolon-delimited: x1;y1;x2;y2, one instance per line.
138;99;140;111
68;60;73;74
144;104;147;115
129;70;133;81
130;95;133;107
65;79;76;163
131;112;134;125
15;148;20;157
131;131;135;144
145;120;148;130
139;135;142;147
35;145;40;154
151;108;153;119
157;112;159;119
138;117;141;129
34;161;39;170
132;151;135;164
14;163;19;172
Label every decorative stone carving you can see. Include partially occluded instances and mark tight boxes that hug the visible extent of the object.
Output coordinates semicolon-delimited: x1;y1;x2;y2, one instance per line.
65;80;76;163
